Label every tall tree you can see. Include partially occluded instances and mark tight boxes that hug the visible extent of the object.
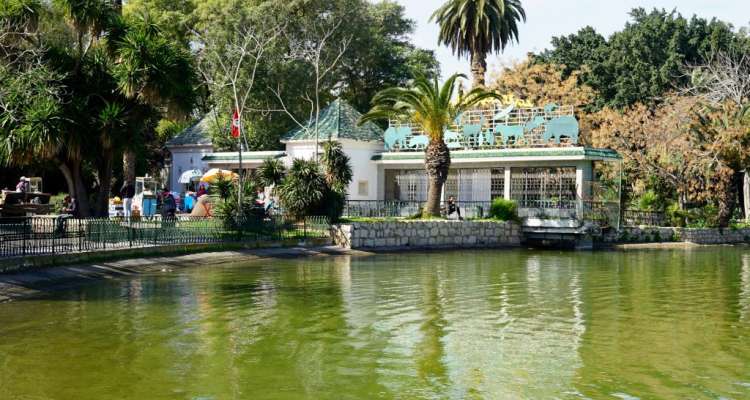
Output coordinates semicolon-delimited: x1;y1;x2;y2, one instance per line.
360;74;499;216
431;0;526;87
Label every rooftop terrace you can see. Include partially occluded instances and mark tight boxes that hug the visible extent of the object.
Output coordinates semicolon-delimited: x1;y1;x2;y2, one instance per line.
386;103;581;152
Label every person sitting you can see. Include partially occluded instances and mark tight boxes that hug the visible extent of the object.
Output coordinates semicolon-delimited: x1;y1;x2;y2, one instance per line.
16;177;29;193
161;189;177;219
447;196;462;220
55;195;78;235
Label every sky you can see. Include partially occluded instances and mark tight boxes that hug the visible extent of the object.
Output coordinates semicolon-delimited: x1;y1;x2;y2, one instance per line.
392;0;750;82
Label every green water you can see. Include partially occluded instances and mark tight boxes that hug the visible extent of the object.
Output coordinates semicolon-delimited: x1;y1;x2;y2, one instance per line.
1;249;750;400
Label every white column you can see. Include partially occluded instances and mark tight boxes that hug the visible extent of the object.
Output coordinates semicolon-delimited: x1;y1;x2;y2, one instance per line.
504;167;512;200
575;162;593;200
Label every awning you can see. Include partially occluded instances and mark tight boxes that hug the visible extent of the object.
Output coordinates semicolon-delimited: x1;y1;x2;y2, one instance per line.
178;169;203;184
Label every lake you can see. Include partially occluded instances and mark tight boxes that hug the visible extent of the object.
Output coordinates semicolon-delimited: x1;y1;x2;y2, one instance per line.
1;248;749;399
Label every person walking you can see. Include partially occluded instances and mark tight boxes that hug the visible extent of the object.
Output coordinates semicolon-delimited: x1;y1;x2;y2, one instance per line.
120;182;135;218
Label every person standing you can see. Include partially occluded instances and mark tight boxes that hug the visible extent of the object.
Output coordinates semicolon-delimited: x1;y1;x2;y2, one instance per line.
16;177;29;193
120;182;135;218
447;196;462;220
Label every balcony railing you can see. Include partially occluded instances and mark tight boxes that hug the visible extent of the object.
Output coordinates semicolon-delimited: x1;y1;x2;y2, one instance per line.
386;104;580;152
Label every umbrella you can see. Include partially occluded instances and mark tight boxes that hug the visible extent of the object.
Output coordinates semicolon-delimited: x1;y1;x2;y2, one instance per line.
179;169;203;184
200;168;238;184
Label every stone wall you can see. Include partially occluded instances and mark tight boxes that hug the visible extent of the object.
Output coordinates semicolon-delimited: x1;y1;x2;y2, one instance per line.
601;226;750;245
331;220;521;250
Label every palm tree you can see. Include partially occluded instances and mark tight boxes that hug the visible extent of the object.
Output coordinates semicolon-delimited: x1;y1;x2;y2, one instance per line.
112;13;197;190
431;0;526;87
360;73;499;217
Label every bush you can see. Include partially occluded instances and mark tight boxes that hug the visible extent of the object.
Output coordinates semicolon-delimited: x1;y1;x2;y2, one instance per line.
635;190;660;211
277;159;326;219
489;198;518;221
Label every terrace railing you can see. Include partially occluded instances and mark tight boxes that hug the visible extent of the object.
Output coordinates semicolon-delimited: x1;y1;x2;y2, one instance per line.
622;209;669;227
0;215;330;259
343;199;620;228
386;104;580;152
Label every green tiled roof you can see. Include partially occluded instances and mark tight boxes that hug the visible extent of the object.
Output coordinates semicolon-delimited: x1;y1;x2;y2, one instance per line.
371;147;622;161
166;113;215;147
282;99;384;142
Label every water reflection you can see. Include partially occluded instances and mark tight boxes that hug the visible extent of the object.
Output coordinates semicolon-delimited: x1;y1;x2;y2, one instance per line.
0;249;749;399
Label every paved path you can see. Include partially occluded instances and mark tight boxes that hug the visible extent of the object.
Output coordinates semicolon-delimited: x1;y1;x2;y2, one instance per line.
0;246;366;302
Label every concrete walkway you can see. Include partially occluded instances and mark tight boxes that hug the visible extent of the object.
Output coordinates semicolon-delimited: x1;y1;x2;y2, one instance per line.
0;246;363;302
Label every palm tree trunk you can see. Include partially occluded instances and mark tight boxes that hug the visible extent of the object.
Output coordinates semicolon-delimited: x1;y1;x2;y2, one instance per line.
470;52;487;88
61;160;91;217
123;149;136;187
424;139;451;217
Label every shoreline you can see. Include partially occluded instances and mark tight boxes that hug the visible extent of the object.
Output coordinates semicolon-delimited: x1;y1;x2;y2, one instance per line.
0;246;369;303
2;241;747;302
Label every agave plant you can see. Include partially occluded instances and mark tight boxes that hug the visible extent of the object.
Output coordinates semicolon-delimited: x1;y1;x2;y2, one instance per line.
360;73;500;217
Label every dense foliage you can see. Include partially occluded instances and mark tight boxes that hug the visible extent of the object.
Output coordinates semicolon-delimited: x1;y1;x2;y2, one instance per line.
514;8;750;226
0;0;438;216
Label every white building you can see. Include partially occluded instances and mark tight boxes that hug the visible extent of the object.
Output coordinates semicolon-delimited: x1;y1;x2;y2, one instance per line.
167;99;622;225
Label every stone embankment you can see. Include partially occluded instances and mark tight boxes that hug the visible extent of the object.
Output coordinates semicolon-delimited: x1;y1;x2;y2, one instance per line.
603;226;750;245
331;220;521;250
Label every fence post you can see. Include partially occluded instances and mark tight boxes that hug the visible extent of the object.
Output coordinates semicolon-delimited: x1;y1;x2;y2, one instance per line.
22;218;27;257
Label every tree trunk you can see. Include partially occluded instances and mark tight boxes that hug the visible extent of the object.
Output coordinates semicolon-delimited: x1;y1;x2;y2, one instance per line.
61;160;91;217
470;51;487;88
717;172;742;227
423;139;451;217
123;149;136;187
59;163;75;198
95;148;114;216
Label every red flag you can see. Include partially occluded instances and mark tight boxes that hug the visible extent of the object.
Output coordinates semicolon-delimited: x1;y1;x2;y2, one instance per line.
231;109;241;138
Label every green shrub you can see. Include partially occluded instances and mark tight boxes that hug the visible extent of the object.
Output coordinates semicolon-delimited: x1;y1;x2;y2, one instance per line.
489;198;518;221
636;190;660;211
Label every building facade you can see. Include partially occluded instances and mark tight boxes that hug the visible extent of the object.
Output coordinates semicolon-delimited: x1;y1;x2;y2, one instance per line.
167;99;621;225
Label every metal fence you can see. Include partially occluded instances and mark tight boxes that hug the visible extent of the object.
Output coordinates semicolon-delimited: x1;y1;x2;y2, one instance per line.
343;199;621;228
0;215;330;259
343;200;492;219
622;209;668;227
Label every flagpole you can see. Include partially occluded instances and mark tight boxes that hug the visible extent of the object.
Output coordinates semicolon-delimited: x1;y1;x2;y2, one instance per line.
238;117;243;210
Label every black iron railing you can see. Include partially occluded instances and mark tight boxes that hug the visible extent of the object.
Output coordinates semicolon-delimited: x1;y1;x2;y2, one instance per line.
0;215;330;259
622;209;668;227
343;200;492;219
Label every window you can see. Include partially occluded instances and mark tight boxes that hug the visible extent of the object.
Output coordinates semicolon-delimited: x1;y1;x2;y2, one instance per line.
357;181;369;196
490;168;505;200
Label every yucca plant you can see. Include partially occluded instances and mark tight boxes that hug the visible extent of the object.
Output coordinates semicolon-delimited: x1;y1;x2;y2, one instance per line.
360;73;500;217
321;141;353;194
277;158;326;219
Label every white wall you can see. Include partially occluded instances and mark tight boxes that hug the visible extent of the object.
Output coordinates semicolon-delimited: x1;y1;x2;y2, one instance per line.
341;140;382;201
168;146;213;193
283;139;383;201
